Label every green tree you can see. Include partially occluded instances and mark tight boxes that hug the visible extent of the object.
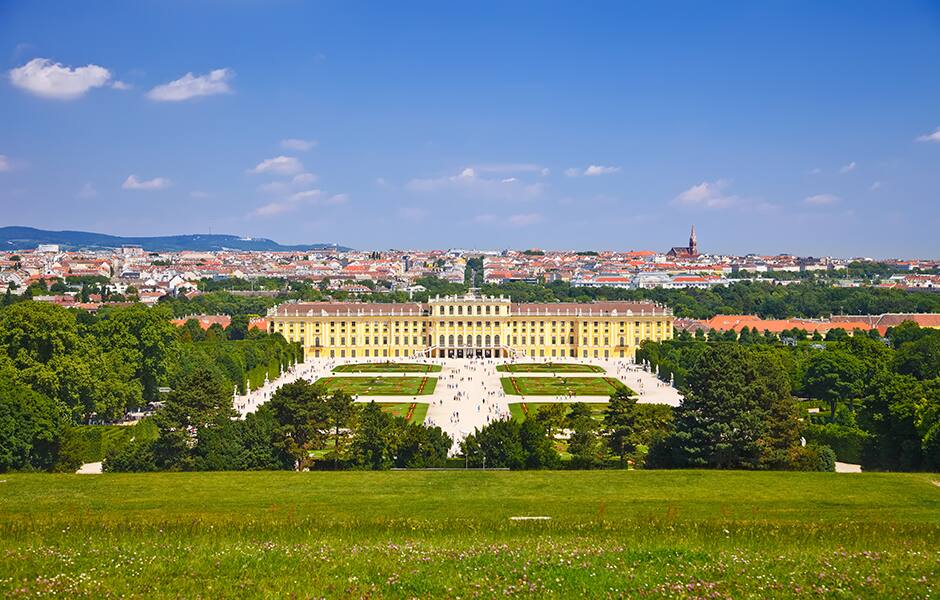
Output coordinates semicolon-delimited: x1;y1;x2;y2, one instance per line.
324;391;356;469
663;345;800;469
567;403;604;468
152;367;235;470
604;389;640;467
0;371;69;472
893;332;940;380
266;379;328;470
351;401;397;470
804;350;867;418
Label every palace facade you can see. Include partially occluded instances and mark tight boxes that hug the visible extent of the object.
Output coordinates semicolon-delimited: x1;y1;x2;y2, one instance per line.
268;292;674;360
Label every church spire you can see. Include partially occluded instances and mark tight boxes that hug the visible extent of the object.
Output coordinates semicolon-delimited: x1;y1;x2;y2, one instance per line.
690;225;698;255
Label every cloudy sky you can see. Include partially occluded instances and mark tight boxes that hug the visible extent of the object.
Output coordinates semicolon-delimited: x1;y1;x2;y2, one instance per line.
2;1;940;257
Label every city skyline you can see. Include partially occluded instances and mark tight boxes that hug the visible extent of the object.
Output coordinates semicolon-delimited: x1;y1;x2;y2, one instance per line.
2;1;940;257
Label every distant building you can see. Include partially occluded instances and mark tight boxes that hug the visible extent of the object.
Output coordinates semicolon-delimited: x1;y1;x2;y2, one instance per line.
268;291;674;360
666;225;699;259
36;244;60;253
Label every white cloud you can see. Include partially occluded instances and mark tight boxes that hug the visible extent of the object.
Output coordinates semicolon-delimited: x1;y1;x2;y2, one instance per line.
280;138;317;151
808;167;822;175
673;179;737;209
0;155;9;172
252;190;347;217
406;167;543;200
257;172;318;195
471;163;548;176
584;165;621;176
190;190;212;199
292;172;317;185
111;80;132;90
248;155;304;176
508;213;542;227
472;214;496;224
839;161;857;174
76;182;97;199
566;165;621;177
146;68;233;102
9;58;111;100
122;175;171;191
870;181;882;191
915;127;940;143
804;193;840;206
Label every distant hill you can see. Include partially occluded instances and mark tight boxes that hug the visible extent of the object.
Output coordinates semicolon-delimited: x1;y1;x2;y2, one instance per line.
0;226;351;253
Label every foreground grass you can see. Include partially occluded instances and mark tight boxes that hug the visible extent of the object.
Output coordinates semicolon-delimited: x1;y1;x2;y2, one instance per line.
497;362;605;373
0;471;937;598
333;362;442;373
316;376;438;396
502;376;630;396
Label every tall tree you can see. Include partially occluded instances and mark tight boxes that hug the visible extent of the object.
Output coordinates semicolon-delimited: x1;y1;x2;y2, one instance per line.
665;345;798;469
324;391;356;469
351;401;397;470
604;389;640;467
266;379;328;470
804;349;866;418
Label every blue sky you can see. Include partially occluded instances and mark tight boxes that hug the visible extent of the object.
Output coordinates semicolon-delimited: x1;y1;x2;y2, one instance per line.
2;1;939;257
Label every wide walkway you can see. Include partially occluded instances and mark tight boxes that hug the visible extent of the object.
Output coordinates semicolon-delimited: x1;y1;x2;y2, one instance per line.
235;357;682;451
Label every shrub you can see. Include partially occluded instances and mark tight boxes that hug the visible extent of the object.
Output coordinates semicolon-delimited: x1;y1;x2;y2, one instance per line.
805;423;868;463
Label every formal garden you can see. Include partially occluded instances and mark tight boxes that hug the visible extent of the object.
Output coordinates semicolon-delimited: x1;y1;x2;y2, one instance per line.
333;362;442;373
315;375;438;396
501;376;629;396
496;362;605;373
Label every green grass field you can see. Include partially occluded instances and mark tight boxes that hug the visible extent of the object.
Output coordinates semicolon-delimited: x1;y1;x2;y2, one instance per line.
0;471;937;598
315;376;438;396
501;376;630;396
377;402;429;423
496;362;605;373
333;362;442;373
508;401;609;422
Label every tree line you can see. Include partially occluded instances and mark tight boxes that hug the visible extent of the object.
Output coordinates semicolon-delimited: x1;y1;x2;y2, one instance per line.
104;374;452;472
0;301;300;472
638;322;940;471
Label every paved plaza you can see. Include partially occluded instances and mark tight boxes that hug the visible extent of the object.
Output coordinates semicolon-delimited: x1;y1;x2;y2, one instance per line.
235;357;682;451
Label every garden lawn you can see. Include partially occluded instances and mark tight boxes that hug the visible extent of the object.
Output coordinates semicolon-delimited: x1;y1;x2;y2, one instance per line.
496;362;604;373
508;402;609;422
501;376;631;396
315;376;437;396
0;471;937;598
333;362;442;373
377;402;429;423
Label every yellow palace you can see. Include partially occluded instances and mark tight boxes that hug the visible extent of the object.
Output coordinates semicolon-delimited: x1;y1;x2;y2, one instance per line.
267;292;674;360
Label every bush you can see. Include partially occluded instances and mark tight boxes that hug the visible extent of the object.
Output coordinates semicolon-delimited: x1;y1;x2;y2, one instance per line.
804;423;868;463
788;443;836;472
103;439;158;472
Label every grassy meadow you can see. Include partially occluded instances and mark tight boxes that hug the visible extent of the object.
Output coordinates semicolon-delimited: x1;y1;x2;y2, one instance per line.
0;471;937;598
